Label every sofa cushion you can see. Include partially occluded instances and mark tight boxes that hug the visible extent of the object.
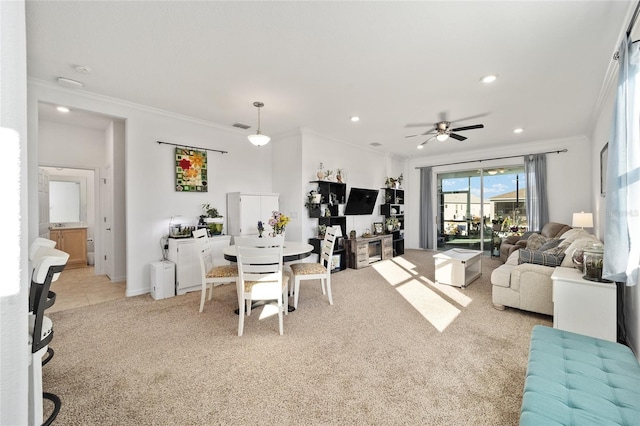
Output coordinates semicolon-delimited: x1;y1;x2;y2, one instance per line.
518;248;565;267
526;233;547;251
538;238;563;252
540;222;572;239
559;235;601;268
556;228;592;247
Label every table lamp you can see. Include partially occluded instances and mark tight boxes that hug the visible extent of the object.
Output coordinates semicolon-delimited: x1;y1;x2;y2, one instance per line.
572;211;593;229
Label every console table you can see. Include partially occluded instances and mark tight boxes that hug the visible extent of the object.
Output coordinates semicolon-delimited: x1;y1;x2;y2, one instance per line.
345;235;393;269
551;267;616;342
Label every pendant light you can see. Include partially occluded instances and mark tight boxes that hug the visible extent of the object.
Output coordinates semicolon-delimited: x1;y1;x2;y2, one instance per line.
247;101;271;146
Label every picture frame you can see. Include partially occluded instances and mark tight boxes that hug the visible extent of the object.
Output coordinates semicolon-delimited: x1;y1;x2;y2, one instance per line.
373;222;384;235
600;142;608;197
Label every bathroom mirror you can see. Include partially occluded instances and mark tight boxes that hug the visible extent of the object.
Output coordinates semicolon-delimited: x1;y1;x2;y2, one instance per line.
49;177;87;224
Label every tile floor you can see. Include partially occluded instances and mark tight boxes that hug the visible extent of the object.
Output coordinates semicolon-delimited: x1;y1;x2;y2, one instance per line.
48;266;126;313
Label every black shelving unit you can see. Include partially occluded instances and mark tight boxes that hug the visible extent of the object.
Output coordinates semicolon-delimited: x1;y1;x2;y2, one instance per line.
307;180;347;272
380;187;405;256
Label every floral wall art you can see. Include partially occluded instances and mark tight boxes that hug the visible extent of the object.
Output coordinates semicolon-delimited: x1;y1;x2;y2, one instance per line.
175;147;207;192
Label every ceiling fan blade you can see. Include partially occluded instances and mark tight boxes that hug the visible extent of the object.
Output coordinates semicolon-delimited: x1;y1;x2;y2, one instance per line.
451;124;484;132
419;135;436;146
449;133;467;141
405;122;434;128
449;113;489;124
405;129;435;138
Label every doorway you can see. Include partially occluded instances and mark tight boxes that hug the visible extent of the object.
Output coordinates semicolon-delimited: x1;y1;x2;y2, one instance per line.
437;166;526;256
37;101;126;308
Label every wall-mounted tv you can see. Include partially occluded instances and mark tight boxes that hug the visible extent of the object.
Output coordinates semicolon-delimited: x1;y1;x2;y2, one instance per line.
344;187;379;215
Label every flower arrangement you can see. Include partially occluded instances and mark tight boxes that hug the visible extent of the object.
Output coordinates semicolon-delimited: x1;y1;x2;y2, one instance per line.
269;211;290;235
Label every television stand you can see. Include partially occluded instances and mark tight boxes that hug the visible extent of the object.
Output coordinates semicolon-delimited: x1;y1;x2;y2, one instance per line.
345;235;393;269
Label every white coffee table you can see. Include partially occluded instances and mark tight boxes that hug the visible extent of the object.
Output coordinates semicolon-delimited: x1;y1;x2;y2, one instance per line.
434;249;482;288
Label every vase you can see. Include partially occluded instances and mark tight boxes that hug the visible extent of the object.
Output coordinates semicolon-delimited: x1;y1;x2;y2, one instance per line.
317;171;324;179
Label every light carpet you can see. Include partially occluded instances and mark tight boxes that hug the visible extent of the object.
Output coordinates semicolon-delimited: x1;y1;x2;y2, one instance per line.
44;249;551;425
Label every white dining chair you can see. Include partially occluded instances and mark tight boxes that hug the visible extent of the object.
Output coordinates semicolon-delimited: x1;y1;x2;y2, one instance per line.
194;230;238;313
235;235;288;336
289;226;341;309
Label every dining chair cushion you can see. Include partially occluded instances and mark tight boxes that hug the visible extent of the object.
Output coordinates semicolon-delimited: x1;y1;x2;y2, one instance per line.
206;264;238;278
243;275;289;292
290;262;327;276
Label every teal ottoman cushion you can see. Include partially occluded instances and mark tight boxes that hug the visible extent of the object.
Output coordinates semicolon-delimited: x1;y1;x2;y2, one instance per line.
520;325;640;425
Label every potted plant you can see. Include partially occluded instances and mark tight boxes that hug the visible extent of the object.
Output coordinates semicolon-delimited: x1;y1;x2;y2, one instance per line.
201;203;224;235
304;189;322;218
318;224;327;239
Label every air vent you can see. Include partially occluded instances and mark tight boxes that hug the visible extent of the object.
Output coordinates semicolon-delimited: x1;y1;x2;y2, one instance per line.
370;142;382;147
232;123;251;130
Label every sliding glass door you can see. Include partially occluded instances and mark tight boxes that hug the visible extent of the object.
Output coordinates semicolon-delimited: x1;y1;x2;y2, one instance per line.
437;167;526;256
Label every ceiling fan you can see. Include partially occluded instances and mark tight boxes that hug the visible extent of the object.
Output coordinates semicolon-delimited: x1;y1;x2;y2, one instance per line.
405;113;486;146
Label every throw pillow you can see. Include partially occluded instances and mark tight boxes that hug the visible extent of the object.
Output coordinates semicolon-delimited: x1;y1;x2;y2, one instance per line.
518;248;566;267
539;238;563;252
526;233;547;251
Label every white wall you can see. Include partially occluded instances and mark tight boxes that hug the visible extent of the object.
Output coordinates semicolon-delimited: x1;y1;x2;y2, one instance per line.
1;0;28;423
300;128;397;243
406;136;592;249
38;120;105;167
28;80;276;297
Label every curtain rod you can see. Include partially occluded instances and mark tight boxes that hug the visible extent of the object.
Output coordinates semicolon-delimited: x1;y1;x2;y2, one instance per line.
614;1;640;60
627;0;640;36
414;148;568;170
157;140;228;155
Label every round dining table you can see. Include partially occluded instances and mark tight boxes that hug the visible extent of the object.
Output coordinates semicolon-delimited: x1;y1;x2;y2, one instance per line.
223;241;314;263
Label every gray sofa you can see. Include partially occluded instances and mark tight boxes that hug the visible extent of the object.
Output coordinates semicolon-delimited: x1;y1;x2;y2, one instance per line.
491;228;600;315
499;222;572;263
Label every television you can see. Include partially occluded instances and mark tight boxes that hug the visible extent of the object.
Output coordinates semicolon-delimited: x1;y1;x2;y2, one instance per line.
344;187;379;215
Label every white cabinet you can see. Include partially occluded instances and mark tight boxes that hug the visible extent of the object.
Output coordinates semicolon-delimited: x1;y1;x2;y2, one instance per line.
167;235;231;295
551;267;617;342
226;192;279;236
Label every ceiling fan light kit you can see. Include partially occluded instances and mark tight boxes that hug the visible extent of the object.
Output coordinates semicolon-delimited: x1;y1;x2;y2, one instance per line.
247;101;271;146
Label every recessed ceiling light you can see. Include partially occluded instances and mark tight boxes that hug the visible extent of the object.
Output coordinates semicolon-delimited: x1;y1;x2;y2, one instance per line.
56;106;70;113
514;128;524;134
481;74;498;84
350;116;360;122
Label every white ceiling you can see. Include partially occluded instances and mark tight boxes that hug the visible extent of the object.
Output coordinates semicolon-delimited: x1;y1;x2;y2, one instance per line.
26;1;633;158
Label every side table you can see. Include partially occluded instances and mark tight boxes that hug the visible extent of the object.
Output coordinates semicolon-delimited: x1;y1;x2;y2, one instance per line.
551;267;616;342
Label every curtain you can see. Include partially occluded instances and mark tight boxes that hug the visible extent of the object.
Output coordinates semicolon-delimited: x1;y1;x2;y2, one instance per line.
419;167;434;250
524;153;549;232
604;35;640;286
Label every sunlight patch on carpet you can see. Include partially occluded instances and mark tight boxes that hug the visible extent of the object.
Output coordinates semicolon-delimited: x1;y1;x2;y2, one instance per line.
419;276;472;307
258;303;281;319
390;257;418;272
396;280;460;331
372;260;414;285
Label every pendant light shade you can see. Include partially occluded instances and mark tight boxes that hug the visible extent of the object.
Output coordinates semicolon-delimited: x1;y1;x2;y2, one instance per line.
436;133;449;142
248;101;271;146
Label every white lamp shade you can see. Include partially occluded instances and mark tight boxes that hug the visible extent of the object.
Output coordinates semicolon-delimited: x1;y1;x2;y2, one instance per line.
436;133;449;142
247;133;271;146
572;212;593;228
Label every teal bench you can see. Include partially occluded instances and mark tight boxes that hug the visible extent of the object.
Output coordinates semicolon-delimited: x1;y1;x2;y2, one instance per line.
520;325;640;425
